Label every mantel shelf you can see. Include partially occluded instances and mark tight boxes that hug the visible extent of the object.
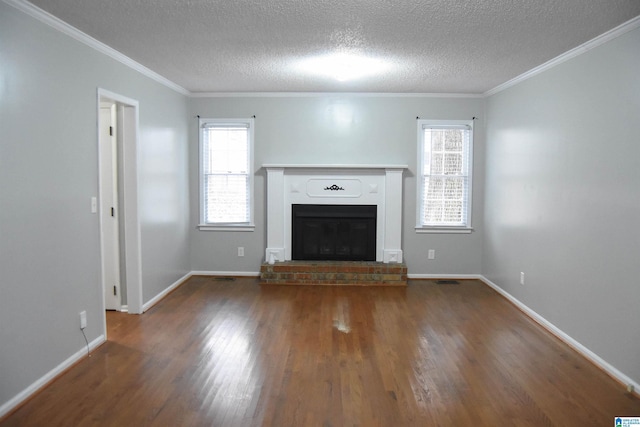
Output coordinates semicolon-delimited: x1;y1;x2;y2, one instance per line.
262;164;408;170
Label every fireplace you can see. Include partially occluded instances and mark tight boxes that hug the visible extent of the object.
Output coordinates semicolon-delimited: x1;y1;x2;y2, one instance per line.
263;164;407;263
292;204;376;261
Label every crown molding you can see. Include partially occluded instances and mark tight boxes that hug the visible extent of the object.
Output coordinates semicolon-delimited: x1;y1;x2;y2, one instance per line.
3;0;190;96
6;0;638;99
484;15;640;97
189;91;484;99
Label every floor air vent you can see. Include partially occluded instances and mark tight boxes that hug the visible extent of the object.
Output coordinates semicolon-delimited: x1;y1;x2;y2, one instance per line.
436;280;460;285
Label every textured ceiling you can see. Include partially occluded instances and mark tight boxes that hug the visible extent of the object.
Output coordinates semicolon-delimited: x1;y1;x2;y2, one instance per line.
28;0;640;94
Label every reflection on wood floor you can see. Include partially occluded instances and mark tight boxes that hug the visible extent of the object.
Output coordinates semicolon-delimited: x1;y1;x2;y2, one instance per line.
2;277;639;426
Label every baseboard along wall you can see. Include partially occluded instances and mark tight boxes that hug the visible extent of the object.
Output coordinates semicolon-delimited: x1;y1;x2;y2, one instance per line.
0;335;105;419
2;270;637;420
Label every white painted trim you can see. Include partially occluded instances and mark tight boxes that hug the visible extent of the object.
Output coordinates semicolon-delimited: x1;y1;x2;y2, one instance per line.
97;103;119;314
415;227;473;234
264;166;405;264
98;89;139;108
0;335;105;419
416;119;474;230
479;275;640;395
198;117;255;230
197;225;256;232
190;271;261;277
2;270;637;420
142;273;192;312
408;274;483;280
2;0;189;96
409;273;639;395
190;92;483;98
5;0;637;100
262;164;408;170
139;270;262;315
97;89;144;315
484;15;640;97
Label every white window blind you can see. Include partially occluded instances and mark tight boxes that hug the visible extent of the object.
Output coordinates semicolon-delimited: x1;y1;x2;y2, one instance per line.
200;120;253;227
418;121;473;229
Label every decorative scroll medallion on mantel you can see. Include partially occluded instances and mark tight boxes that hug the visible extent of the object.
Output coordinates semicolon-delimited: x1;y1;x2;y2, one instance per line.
324;184;344;191
306;179;362;198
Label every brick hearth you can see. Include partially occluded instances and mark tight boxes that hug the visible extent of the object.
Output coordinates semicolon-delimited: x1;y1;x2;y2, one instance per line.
260;261;407;286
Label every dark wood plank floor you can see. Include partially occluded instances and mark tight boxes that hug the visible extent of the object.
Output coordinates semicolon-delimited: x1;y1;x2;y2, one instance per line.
2;277;639;426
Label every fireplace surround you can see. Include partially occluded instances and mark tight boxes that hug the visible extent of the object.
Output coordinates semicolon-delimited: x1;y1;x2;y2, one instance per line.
263;164;407;264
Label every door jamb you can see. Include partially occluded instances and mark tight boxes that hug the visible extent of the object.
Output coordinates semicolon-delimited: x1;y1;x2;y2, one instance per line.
97;88;143;324
98;103;122;311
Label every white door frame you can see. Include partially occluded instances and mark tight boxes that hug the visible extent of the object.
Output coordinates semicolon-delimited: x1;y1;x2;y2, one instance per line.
97;88;143;320
99;104;121;311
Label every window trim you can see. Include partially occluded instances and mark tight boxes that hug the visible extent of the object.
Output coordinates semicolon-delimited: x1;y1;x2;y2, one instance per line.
415;119;474;233
198;117;255;232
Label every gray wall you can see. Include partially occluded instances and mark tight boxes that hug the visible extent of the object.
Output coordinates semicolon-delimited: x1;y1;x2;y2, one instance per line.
0;2;190;408
484;26;640;384
189;95;485;275
5;0;637;413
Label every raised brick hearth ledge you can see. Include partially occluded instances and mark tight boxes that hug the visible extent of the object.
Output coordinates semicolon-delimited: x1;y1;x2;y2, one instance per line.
260;261;408;286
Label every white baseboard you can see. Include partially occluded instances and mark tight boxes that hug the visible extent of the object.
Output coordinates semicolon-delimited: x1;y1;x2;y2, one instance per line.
141;270;262;313
479;275;639;396
0;270;252;418
141;271;261;314
190;270;260;277
408;273;483;280
0;334;105;419
142;272;192;313
4;271;636;420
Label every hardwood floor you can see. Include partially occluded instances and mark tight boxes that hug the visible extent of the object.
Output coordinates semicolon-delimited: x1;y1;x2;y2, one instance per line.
2;277;638;426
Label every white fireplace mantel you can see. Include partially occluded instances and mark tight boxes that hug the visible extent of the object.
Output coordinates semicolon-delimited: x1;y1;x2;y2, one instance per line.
263;164;408;264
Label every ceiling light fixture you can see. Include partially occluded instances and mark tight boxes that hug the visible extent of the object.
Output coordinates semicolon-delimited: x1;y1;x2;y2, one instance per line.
297;52;392;82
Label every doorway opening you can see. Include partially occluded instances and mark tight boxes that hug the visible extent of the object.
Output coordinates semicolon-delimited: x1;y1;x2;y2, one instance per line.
97;89;143;328
99;102;122;310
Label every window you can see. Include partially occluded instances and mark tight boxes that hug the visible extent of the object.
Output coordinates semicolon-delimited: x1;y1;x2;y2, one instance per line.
416;119;473;232
199;118;254;231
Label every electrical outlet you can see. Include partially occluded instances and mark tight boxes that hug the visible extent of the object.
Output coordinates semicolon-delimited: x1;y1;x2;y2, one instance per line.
520;272;525;286
79;311;87;329
428;249;435;260
238;247;244;257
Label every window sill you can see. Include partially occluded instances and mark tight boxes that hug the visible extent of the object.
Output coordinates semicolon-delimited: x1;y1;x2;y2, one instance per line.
198;224;255;232
415;227;473;234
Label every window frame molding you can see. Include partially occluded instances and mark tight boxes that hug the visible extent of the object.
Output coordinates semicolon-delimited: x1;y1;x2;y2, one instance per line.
415;119;474;234
198;117;255;232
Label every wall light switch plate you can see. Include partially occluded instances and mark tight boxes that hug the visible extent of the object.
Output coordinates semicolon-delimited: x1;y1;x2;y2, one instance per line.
520;272;525;285
428;249;435;260
238;247;245;257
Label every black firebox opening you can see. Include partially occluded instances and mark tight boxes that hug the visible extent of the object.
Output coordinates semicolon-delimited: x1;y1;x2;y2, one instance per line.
292;204;376;261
